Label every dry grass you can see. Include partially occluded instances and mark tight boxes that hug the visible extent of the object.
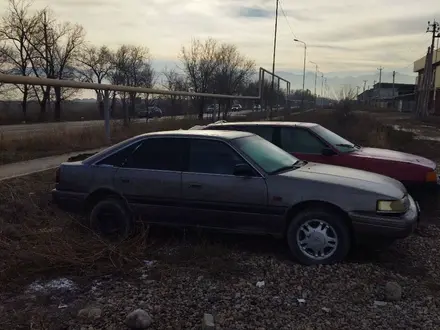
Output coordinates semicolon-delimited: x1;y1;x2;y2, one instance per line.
0;117;208;165
0;111;283;165
0;170;154;286
0;170;247;287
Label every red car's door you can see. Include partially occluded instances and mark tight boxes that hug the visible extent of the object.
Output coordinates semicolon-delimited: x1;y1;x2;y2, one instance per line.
278;126;335;163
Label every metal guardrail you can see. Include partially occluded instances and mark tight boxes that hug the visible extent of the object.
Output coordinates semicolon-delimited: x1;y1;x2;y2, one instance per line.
0;74;262;141
0;74;260;99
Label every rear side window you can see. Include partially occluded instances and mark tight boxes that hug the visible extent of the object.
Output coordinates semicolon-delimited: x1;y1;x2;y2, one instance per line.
124;138;183;171
96;141;141;167
210;125;274;143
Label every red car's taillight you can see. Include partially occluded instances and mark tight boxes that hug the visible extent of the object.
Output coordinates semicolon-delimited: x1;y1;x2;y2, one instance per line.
55;167;60;183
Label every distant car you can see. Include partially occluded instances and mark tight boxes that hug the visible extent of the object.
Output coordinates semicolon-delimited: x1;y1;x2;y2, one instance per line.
137;106;162;118
52;130;419;265
206;104;219;114
253;104;262;111
231;104;242;111
198;121;439;192
147;106;162;118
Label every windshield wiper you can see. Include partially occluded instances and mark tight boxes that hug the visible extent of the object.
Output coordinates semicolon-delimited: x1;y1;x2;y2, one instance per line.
335;143;359;149
270;160;305;175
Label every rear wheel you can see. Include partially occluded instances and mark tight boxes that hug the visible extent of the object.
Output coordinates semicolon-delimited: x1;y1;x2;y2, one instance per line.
287;208;351;265
89;198;133;241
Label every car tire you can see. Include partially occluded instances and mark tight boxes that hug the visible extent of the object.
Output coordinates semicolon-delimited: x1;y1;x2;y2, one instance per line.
89;198;133;241
287;208;351;265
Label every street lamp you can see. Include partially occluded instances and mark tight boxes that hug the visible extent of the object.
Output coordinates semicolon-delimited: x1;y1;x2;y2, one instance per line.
294;38;306;109
270;0;280;119
309;61;318;105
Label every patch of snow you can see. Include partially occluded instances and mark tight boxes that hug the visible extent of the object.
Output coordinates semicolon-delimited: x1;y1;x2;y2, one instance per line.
27;278;77;293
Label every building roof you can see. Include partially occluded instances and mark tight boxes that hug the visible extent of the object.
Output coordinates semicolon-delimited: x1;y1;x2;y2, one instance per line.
372;82;415;89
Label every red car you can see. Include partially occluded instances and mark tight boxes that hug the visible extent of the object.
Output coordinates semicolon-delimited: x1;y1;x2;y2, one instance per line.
198;121;439;190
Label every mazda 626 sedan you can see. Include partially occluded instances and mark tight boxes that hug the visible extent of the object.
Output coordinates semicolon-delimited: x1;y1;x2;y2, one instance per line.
52;129;419;265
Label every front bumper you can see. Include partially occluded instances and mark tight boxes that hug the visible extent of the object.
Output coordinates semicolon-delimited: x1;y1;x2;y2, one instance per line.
350;194;419;239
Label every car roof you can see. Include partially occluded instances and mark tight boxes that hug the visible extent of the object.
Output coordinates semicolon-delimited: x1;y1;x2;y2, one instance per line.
82;129;253;165
141;129;253;140
207;121;319;128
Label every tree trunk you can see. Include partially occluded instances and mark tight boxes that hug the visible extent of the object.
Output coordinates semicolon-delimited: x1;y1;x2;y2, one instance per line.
38;86;51;121
198;97;204;120
122;95;129;127
97;92;104;118
21;85;28;121
54;86;62;121
129;92;136;118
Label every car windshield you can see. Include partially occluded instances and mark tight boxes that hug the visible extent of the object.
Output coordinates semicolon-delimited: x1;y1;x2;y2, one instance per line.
311;125;360;153
233;135;300;174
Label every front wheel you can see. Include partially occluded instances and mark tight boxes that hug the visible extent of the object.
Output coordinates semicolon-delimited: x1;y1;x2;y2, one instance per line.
287;208;351;265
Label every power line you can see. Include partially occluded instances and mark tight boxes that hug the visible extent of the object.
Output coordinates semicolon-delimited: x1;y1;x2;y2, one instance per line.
279;0;298;40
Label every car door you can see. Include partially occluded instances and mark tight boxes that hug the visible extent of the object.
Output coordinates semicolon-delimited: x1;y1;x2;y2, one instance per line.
279;127;331;163
113;137;185;226
181;138;271;234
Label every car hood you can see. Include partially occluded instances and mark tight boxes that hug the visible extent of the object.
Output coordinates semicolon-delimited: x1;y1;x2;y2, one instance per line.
280;162;406;199
352;147;436;169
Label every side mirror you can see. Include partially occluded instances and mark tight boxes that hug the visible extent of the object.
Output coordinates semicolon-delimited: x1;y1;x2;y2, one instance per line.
233;163;254;177
322;147;336;156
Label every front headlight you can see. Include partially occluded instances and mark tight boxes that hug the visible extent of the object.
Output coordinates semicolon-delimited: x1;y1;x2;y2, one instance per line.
425;170;437;182
377;197;408;213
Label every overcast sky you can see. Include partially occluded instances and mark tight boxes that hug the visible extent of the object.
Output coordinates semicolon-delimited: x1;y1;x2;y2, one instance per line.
2;0;439;77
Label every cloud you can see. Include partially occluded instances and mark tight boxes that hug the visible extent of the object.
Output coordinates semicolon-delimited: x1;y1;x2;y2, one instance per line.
237;7;273;18
311;14;440;43
2;0;436;78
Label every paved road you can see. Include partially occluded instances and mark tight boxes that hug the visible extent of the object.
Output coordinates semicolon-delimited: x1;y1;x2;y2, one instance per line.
0;110;254;137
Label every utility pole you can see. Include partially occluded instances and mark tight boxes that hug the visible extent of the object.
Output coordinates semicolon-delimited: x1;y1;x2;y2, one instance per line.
320;73;324;107
427;20;440;113
393;71;396;98
294;39;307;109
270;0;279;119
310;61;318;106
377;67;383;105
363;80;367;104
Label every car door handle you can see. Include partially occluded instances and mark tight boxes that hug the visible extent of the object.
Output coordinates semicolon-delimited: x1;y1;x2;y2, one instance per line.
120;178;130;183
189;183;202;189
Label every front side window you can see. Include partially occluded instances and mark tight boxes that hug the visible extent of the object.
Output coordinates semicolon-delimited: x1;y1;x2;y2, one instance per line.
124;138;183;171
280;127;326;154
233;135;299;174
188;139;244;175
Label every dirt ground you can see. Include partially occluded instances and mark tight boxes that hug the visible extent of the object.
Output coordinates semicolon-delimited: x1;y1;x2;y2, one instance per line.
3;110;440;329
1;170;440;329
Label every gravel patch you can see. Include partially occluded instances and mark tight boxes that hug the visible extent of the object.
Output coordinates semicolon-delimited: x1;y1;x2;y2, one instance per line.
2;223;440;329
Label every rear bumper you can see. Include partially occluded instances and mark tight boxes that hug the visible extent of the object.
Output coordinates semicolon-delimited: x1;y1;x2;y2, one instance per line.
52;189;86;213
350;195;419;239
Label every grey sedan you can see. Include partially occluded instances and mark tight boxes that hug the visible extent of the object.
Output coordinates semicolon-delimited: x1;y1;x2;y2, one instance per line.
52;130;419;265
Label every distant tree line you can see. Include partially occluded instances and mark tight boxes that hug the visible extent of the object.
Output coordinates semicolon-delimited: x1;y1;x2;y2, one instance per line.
0;0;272;122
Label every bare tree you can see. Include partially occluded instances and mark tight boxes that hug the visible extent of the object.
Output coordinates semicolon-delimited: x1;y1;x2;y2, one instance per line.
25;8;85;120
162;67;188;114
0;0;40;119
213;43;255;117
180;38;220;118
110;45;154;125
76;45;113;117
